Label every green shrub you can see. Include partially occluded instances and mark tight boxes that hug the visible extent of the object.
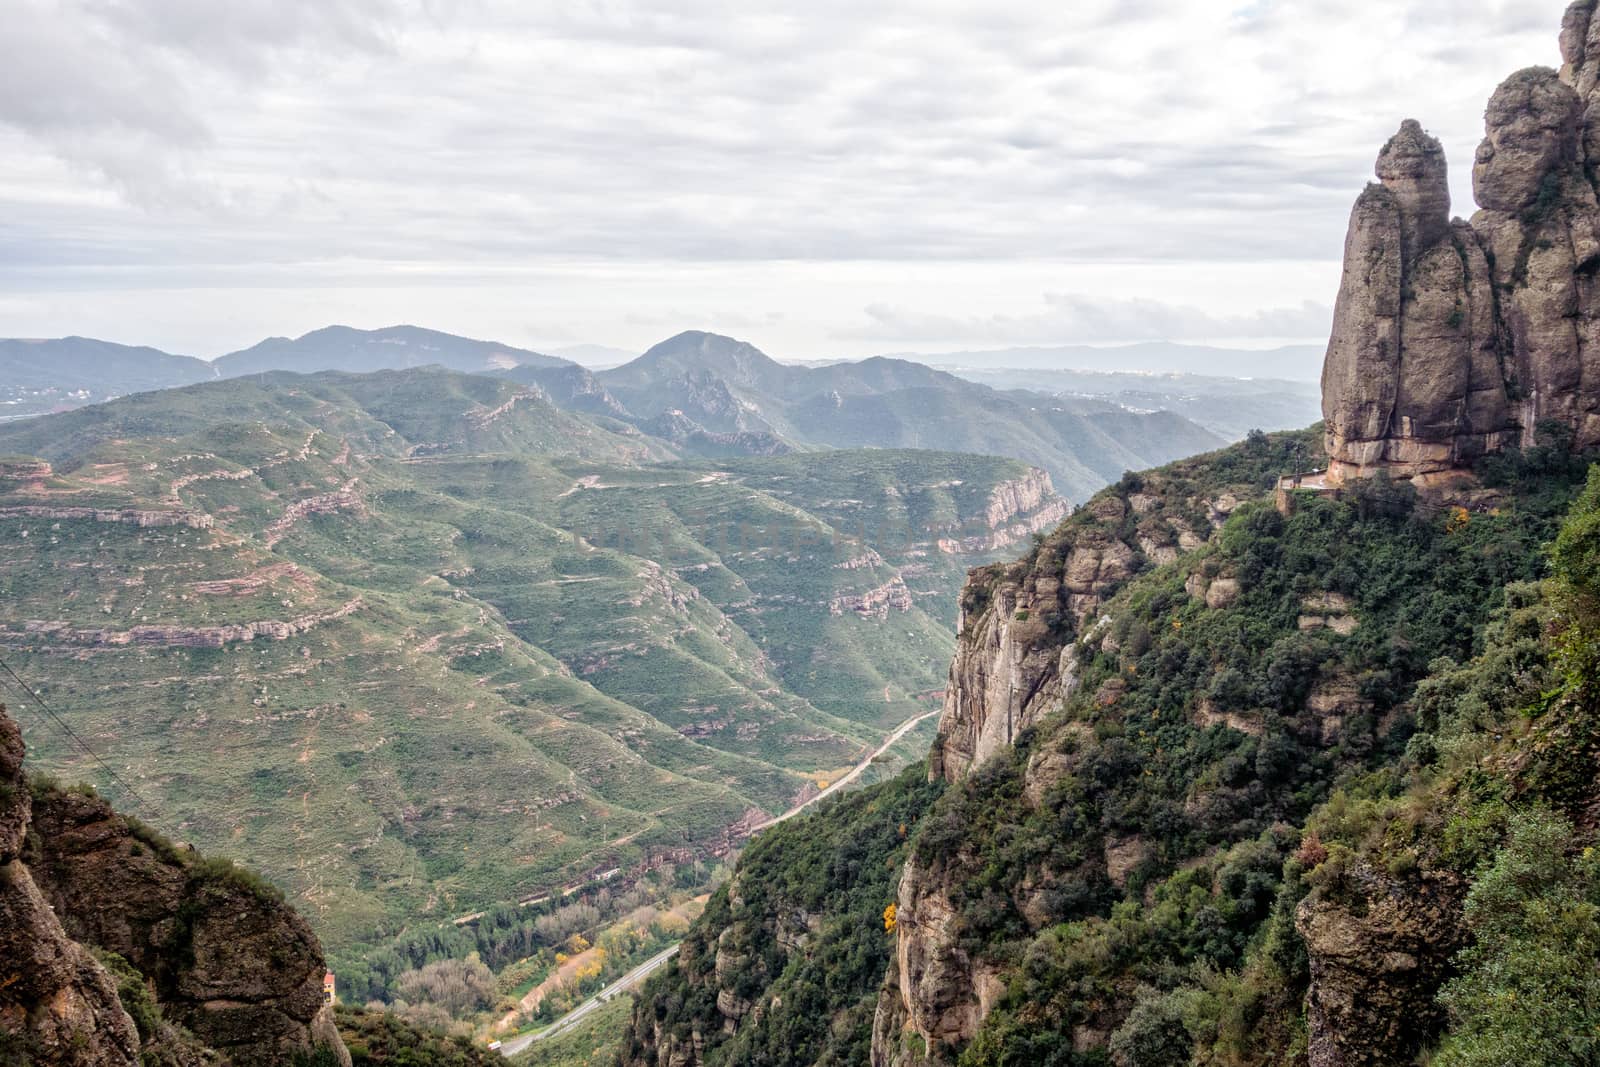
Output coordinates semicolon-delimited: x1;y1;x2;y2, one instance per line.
90;950;161;1042
191;855;285;904
1434;809;1600;1066
1109;986;1193;1067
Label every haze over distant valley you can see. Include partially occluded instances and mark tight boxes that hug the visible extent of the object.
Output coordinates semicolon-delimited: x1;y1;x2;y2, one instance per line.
1;325;1317;478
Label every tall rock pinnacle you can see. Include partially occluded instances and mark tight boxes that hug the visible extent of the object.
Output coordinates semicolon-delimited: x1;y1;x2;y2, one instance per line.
1378;119;1452;256
1321;3;1600;483
1321;121;1504;482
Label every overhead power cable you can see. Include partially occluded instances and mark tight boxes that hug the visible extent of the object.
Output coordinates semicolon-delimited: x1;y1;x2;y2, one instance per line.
0;653;157;816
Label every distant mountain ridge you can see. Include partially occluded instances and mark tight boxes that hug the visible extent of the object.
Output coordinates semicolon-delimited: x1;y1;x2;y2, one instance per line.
0;337;217;419
213;323;570;377
3;325;1237;502
596;331;1228;499
944;366;1323;441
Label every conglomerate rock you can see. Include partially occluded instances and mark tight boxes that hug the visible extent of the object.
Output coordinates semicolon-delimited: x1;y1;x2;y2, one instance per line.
1323;11;1600;480
0;707;140;1067
1295;863;1468;1067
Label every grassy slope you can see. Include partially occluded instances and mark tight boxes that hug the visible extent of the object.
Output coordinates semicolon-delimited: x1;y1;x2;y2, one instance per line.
0;369;1058;953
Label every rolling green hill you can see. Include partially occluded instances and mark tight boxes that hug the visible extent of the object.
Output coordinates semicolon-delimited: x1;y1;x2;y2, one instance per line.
597;332;1227;500
0;367;1069;957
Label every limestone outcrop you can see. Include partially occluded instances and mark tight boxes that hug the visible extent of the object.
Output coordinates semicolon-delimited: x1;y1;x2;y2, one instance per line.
1321;122;1511;480
3;597;363;650
876;454;1289;1064
929;570;1077;782
1323;4;1600;481
871;845;1006;1067
980;469;1056;530
0;703;349;1067
927;466;1248;785
829;577;914;618
0;505;214;529
1295;863;1467;1067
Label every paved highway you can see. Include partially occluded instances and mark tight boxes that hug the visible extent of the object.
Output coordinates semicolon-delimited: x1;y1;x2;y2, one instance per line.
495;707;940;1057
498;944;680;1057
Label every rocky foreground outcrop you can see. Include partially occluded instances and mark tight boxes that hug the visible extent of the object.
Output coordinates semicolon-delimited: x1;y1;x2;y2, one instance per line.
0;706;139;1066
1294;865;1467;1067
1323;2;1600;481
0;704;348;1066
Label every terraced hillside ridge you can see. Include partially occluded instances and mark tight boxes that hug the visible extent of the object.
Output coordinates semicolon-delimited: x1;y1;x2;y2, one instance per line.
0;367;1069;959
596;331;1227;501
1;326;1230;503
625;418;1600;1067
0;702;350;1067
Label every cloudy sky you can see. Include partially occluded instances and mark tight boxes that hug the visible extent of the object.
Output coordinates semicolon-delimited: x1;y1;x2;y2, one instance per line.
0;0;1565;362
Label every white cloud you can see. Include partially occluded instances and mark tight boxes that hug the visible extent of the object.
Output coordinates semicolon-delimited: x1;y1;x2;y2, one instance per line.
0;0;1573;356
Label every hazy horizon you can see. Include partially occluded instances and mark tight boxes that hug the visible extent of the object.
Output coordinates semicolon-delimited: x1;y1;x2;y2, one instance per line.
0;323;1326;374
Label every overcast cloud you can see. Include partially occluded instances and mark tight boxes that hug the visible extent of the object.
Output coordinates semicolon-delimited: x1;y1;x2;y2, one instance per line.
0;0;1568;360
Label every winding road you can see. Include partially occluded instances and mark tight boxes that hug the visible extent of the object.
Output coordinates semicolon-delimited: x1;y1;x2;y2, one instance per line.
751;708;942;833
496;707;942;1057
498;945;680;1057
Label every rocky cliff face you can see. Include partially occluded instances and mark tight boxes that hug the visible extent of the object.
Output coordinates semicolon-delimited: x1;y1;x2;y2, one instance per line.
1323;2;1600;482
0;704;348;1067
880;433;1317;1062
0;708;140;1067
1294;864;1467;1067
929;470;1071;556
871;851;1009;1067
626;878;823;1066
633;12;1600;1067
929;466;1258;785
620;766;941;1067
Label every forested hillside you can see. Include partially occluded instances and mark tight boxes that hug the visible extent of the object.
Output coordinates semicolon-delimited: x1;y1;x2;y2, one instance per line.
623;426;1600;1066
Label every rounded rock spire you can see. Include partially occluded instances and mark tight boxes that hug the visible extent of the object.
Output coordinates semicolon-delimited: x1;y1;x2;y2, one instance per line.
1376;119;1452;256
1473;67;1581;213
